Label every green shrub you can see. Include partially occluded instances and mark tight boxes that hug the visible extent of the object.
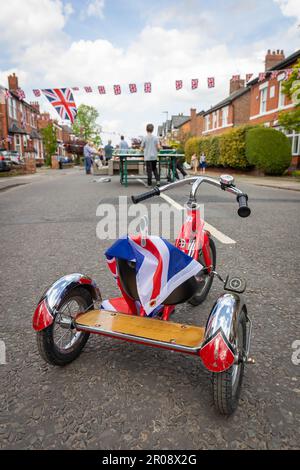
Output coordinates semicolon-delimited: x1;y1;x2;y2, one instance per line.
206;137;220;166
184;137;200;163
246;127;291;175
219;126;251;169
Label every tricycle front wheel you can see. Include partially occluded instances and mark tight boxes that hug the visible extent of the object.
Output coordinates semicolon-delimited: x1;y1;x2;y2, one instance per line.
212;309;247;415
36;287;91;366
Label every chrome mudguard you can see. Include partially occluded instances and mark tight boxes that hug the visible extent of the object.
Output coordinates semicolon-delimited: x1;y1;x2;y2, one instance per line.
33;273;101;331
199;293;247;372
204;292;246;347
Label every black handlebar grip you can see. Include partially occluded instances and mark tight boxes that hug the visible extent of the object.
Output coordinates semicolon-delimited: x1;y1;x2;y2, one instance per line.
131;186;161;204
237;193;251;218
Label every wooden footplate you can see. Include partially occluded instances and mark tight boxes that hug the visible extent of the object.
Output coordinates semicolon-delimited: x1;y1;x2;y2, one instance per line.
75;310;205;354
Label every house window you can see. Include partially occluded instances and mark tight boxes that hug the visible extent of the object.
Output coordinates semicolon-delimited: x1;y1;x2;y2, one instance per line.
15;134;22;154
9;98;17;119
278;80;285;108
34;139;40;158
205;115;209;131
286;131;300;156
260;87;268;114
270;86;275;98
213;112;217;128
222;106;229;126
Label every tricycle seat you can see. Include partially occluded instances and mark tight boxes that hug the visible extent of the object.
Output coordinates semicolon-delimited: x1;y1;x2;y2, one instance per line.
117;258;199;305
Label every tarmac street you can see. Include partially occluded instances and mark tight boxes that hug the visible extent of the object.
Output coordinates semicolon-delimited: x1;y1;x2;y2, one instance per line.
0;168;299;449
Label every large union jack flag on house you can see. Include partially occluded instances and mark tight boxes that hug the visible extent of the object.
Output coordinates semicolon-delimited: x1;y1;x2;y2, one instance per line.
41;88;77;123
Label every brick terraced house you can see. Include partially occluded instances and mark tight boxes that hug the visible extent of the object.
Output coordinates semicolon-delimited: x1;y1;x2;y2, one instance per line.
177;108;205;141
202;77;250;136
0;74;43;164
248;49;300;167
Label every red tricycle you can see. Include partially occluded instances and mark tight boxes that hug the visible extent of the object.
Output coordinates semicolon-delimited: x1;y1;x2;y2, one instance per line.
33;175;254;415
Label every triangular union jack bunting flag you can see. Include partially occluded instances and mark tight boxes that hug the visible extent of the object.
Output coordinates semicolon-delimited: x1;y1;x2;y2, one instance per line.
271;71;279;79
129;83;137;93
207;77;215;88
258;72;266;82
114;85;121;95
144;82;151;93
17;88;26;100
5;89;12;99
191;79;198;89
175;80;183;90
41;88;77;123
84;86;92;93
33;89;41;97
98;85;106;94
285;69;293;80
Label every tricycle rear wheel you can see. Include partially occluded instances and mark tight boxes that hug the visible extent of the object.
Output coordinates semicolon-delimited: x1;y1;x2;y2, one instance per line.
212;309;247;415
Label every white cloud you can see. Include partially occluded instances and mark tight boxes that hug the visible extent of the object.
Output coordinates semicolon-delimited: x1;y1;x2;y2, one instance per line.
64;2;74;18
274;0;300;46
82;0;105;19
0;0;70;50
0;0;299;143
274;0;300;21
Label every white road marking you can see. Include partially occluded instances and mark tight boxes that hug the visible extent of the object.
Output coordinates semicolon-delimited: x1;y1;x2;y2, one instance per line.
137;179;147;187
202;222;236;245
159;193;184;211
135;179;236;244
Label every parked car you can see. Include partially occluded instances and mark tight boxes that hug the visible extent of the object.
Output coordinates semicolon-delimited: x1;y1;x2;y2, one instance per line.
9;151;24;165
0;149;12;172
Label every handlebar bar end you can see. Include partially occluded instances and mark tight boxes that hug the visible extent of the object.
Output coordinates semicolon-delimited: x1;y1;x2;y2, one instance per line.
238;205;251;218
237;193;251;218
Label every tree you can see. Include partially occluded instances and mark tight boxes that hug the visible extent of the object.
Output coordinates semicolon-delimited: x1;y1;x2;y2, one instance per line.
41;123;57;166
278;60;300;132
72;104;102;145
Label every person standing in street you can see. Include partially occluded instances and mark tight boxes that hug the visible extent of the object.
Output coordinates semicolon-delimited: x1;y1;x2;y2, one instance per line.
175;156;188;179
83;141;95;175
191;153;199;175
104;140;114;165
141;123;160;187
119;135;129;153
200;152;207;174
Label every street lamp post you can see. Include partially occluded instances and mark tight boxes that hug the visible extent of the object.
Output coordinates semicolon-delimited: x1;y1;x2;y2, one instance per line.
163;111;168;144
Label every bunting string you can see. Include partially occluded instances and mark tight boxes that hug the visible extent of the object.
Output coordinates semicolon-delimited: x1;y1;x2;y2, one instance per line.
29;67;297;99
1;67;298;125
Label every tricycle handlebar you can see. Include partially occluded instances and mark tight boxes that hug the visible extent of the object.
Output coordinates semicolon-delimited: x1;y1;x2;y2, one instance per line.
131;176;251;218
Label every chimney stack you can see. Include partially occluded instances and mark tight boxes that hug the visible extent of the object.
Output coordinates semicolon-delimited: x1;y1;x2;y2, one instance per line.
190;108;196;120
30;102;40;113
265;49;285;71
229;78;245;95
8;73;19;91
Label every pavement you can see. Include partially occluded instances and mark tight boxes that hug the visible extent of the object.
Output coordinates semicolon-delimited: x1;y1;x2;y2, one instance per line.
0;167;299;450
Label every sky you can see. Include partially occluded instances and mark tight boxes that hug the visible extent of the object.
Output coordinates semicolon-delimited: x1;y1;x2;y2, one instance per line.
0;0;299;144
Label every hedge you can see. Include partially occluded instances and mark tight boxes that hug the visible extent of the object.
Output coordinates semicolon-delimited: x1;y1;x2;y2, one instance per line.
245;127;291;175
218;126;250;169
184;125;253;169
184;125;291;173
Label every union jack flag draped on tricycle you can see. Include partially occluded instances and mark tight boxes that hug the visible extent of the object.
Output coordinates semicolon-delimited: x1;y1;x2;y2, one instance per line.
105;235;202;316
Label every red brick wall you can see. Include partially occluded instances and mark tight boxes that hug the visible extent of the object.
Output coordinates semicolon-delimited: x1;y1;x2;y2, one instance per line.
250;73;294;125
232;89;250;126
